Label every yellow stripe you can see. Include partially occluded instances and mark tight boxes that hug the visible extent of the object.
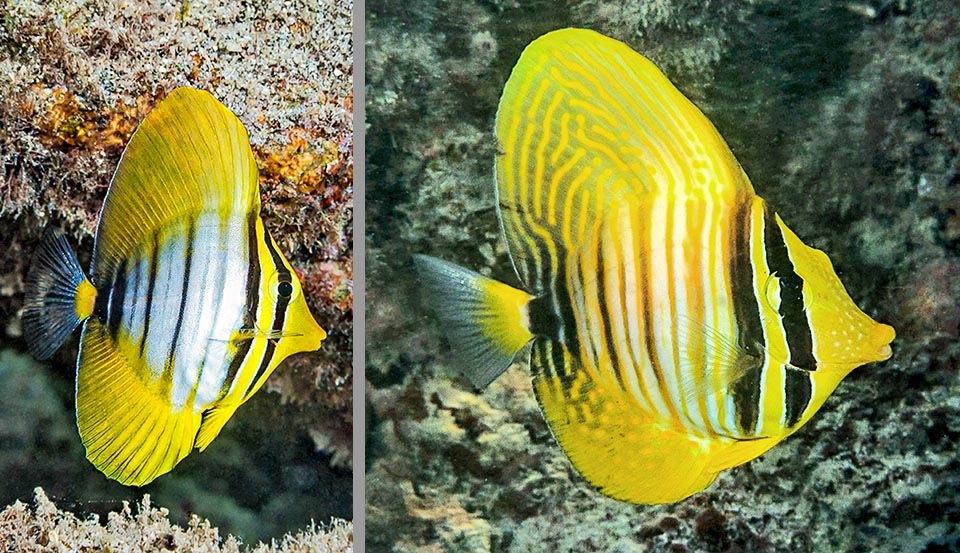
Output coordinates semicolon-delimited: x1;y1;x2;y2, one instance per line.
534;90;564;220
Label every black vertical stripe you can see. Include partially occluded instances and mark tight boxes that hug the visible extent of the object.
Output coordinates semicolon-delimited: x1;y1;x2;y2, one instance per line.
616;229;638;384
632;228;667;403
762;207;817;370
127;255;142;337
249;225;291;394
554;258;579;354
528;297;558;336
107;258;128;340
138;231;160;359
595;243;625;389
731;200;765;435
93;273;110;320
553;247;580;390
784;370;812;427
165;221;196;372
221;213;261;395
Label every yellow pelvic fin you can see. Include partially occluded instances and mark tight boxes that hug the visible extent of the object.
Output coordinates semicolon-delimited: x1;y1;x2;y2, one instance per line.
531;341;718;504
705;435;784;474
195;404;240;452
77;319;202;486
93;87;261;284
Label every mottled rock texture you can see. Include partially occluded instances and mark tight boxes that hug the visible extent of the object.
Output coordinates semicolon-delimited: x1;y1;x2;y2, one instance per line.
0;487;353;552
366;0;959;551
0;0;352;543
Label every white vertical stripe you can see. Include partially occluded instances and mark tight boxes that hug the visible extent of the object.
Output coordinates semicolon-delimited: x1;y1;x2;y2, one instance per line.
169;221;204;410
570;253;594;369
196;216;248;409
144;227;187;381
630;204;671;419
649;194;685;424
701;197;724;436
611;204;649;412
122;256;146;352
671;192;705;432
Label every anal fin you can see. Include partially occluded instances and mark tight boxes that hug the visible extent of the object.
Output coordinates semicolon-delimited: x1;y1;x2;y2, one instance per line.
77;319;202;486
530;340;719;504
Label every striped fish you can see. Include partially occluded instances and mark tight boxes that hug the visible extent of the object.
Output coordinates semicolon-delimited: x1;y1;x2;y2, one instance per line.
22;87;326;486
416;29;895;504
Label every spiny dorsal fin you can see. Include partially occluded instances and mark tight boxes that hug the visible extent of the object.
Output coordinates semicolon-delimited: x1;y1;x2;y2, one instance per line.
495;28;756;287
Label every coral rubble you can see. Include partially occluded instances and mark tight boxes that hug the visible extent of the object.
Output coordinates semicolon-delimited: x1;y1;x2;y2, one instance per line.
0;487;353;553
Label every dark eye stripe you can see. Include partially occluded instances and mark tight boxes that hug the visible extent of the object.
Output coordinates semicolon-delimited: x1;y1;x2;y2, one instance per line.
245;226;292;401
762;206;816;371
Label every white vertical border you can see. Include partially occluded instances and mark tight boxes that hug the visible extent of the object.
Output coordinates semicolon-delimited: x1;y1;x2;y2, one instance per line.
352;0;366;547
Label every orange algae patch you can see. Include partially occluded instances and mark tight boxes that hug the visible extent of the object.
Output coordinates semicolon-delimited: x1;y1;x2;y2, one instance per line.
35;85;163;154
255;127;351;205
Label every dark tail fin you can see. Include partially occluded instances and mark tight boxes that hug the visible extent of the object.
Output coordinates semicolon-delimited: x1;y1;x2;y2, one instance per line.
414;254;534;388
22;228;96;360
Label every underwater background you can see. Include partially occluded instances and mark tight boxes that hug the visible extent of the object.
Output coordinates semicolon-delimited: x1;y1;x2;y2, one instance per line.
0;0;353;546
365;0;960;551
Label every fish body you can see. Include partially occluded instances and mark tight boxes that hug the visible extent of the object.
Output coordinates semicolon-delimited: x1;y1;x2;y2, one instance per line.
22;87;326;486
416;28;894;504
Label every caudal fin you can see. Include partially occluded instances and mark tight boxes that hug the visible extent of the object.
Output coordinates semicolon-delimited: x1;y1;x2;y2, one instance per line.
22;228;96;360
413;254;534;388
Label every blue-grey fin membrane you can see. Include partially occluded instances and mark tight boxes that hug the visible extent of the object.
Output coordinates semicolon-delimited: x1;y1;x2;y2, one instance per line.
21;227;91;360
413;254;530;389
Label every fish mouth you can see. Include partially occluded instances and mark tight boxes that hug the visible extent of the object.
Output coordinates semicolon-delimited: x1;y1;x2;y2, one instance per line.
876;343;893;361
873;323;896;361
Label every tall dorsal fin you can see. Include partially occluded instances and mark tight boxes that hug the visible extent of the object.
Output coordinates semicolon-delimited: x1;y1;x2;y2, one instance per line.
92;87;260;283
495;28;756;287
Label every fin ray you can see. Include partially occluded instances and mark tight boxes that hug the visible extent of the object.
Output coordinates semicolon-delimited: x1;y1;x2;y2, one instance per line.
415;255;534;388
77;319;202;486
22;228;95;360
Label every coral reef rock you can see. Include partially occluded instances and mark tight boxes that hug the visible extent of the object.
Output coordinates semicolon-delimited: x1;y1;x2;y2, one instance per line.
0;487;353;553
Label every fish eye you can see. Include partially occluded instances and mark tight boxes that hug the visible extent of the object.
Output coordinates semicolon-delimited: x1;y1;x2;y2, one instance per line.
762;273;780;312
267;270;297;302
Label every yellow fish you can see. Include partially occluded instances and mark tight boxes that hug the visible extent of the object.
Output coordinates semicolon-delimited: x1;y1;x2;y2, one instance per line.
416;28;895;504
22;87;326;486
